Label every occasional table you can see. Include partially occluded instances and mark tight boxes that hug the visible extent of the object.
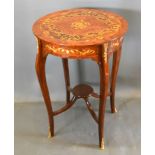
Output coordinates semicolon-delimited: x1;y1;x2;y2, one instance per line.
32;8;128;149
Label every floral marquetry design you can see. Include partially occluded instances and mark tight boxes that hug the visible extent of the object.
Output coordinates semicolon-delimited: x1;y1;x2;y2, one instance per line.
71;20;90;30
33;8;128;46
43;43;98;59
40;37;124;59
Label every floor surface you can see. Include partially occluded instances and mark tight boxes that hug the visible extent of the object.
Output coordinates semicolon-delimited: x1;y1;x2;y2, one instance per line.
15;94;140;155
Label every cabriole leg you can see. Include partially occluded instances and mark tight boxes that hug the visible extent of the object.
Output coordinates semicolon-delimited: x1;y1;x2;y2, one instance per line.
110;46;122;113
98;45;109;149
62;58;70;103
35;39;54;137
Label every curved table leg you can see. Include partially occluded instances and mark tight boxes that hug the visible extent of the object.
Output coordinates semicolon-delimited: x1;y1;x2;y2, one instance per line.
62;58;70;104
110;46;122;113
53;96;77;116
98;44;109;149
35;39;54;137
84;98;99;123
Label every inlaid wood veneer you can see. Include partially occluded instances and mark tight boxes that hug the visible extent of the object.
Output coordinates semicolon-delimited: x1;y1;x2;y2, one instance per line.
32;8;128;149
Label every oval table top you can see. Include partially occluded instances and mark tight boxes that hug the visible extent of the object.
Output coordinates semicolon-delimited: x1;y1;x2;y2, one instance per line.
32;8;128;47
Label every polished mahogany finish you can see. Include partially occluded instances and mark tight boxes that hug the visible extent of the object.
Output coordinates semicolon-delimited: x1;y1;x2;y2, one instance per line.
33;8;128;149
72;84;93;98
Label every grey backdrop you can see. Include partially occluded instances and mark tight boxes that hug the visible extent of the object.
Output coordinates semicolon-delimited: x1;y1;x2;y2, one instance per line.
15;0;141;102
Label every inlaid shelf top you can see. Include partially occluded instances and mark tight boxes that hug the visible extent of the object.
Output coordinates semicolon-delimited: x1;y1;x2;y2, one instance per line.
32;8;128;47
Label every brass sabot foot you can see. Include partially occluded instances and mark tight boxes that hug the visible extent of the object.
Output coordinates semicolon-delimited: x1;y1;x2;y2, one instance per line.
48;128;53;138
114;107;117;113
100;138;104;150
